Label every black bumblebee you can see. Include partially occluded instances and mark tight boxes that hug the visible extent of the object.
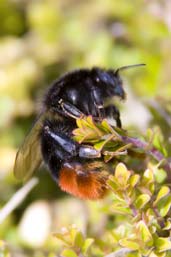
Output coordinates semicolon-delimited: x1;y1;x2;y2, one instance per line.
14;64;145;199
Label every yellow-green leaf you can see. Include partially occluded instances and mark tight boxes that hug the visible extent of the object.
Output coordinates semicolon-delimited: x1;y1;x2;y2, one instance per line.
155;237;171;252
76;118;83;129
82;238;94;254
115;163;131;187
94;140;108;151
154;186;170;206
142;168;154;184
73;231;84;248
101;119;112;131
135;194;151;209
136;221;153;243
119;238;139;250
61;249;78;257
129;174;140;187
158;195;171;217
154;167;167;184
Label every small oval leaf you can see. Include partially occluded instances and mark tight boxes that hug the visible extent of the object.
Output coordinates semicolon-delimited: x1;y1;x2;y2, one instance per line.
82;238;94;254
115;163;131;187
158;195;171;217
143;168;154;184
129;174;140;187
119;238;139;250
136;221;153;243
154;186;170;206
74;231;84;248
135;194;151;209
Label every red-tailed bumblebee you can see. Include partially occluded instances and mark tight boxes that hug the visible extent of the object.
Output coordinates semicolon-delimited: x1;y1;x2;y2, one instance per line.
14;64;145;200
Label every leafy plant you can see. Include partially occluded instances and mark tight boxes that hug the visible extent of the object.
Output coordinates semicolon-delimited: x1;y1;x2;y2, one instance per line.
54;116;171;257
54;226;94;257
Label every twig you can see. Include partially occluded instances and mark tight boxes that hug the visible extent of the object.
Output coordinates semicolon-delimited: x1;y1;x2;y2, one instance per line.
0;178;38;224
122;135;171;180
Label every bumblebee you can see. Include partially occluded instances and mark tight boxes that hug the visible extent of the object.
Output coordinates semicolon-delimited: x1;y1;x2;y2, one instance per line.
14;64;145;200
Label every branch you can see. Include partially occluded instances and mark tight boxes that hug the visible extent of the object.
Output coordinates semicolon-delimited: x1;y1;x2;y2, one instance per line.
0;178;38;224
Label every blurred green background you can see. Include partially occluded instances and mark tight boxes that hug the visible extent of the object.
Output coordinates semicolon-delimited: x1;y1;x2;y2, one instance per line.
0;0;171;256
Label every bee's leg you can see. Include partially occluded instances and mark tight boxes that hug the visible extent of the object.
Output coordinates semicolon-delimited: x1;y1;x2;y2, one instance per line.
41;124;101;179
78;145;101;158
91;87;105;120
104;105;122;128
58;99;85;119
43;125;101;158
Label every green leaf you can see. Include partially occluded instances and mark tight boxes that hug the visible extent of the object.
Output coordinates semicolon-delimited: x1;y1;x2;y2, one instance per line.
107;177;119;192
158;195;171;217
136;221;153;244
155;237;171;252
135;194;151;209
54;232;71;246
73;116;104;142
101;119;113;133
94;139;108;151
154;168;167;184
119;238;140;250
82;238;94;254
61;249;78;257
142;168;154;185
129;174;140;187
145;208;156;223
107;178;126;201
115;163;131;187
154;186;170;206
111;205;132;215
85;116;103;136
73;231;84;248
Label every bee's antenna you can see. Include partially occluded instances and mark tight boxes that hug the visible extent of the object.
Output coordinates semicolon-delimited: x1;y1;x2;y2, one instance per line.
115;63;146;75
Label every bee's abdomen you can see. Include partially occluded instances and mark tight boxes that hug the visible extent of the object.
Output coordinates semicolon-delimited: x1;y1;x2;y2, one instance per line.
58;161;108;200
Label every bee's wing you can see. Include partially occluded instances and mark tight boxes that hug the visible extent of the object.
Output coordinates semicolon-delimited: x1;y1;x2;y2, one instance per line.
14;115;44;181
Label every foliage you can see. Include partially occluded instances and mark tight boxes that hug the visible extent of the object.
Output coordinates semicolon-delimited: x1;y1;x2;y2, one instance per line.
51;116;171;256
73;116;169;167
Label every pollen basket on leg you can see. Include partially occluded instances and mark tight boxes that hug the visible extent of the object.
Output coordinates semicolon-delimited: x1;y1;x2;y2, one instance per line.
58;162;108;200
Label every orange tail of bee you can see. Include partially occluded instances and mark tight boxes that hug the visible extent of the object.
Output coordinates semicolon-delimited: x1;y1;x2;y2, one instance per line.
58;161;109;200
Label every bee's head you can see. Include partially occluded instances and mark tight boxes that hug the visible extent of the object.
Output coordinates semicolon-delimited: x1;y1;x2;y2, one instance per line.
93;63;145;102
